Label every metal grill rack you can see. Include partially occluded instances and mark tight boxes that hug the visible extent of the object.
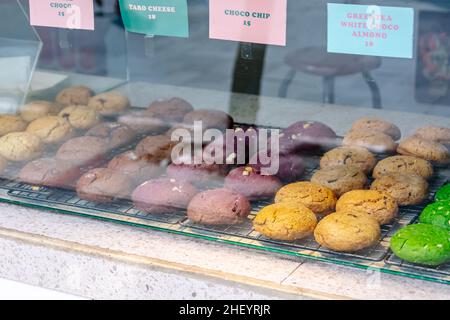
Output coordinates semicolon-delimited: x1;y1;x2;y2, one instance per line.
0;121;448;285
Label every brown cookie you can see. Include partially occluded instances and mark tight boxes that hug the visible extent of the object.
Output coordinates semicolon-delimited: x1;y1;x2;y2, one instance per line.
311;165;368;197
350;117;401;140
88;91;130;116
314;211;381;252
0;132;42;162
0;115;27;136
59;105;100;130
146;97;194;123
370;173;429;206
26;116;72;144
275;181;337;215
253;203;317;241
373;155;434;180
336;190;398;225
135;135;174;162
55;86;94;106
20;100;62;122
76;168;134;203
397;136;450;164
108;151;165;186
85;122;136;149
320;146;377;174
414;125;450;145
342;130;397;154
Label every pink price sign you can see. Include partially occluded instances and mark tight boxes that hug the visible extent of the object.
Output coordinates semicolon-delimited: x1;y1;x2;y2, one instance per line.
29;0;94;30
209;0;287;46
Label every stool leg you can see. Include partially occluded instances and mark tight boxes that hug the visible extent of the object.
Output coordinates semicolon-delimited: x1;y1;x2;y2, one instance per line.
278;70;296;98
362;71;382;109
323;76;335;104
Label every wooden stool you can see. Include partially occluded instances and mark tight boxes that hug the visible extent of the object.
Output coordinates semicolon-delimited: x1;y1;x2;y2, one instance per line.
279;47;382;108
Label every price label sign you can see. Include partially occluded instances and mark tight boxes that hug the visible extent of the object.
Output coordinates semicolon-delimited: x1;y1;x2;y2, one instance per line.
118;0;189;38
29;0;95;30
209;0;287;46
327;3;414;58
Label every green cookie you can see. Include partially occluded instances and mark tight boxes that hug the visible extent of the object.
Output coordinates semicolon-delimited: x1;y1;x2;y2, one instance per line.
435;183;450;202
390;224;450;266
420;201;450;231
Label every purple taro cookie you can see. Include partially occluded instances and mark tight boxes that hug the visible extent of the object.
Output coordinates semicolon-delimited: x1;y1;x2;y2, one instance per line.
166;162;228;187
278;121;337;154
132;178;199;214
203;126;259;165
187;188;251;225
224;166;282;201
147;97;194;123
19;157;81;189
249;150;305;182
56;136;109;167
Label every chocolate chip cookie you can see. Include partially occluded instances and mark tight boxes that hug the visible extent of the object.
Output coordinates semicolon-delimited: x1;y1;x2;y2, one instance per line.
350;117;401;140
373;155;434;180
397;136;450;164
320;146;377;174
55;86;94;106
311;165;368;197
88;91;130;116
342;130;397;154
370;173;429;206
336;190;398;225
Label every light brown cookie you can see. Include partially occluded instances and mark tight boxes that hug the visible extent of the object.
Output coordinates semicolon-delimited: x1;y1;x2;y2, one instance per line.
342;130;397;154
275;181;336;215
0;155;7;175
414;125;450;145
59;105;99;130
0;132;42;162
55;86;94;106
350;117;401;140
20;101;62;122
336;190;398;225
88;91;130;116
253;203;317;241
311;165;368;197
26;116;72;144
370;173;429;206
314;211;381;252
397;136;450;164
373;155;434;180
0;115;27;136
320;146;377;174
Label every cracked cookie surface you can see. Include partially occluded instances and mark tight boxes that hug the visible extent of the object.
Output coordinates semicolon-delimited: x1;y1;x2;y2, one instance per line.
397;136;450;164
311;165;368;197
0;115;27;137
320;146;377;174
26;116;72;144
253;202;317;241
55;86;94;106
373;155;434;180
336;190;398;225
88;91;130;116
59;105;99;130
275;181;336;215
370;173;428;206
342;130;397;154
314;211;381;252
20;100;62;122
350;117;401;140
0;132;42;162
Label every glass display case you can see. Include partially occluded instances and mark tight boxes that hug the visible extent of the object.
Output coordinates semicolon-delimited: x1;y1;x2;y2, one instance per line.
0;0;449;287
